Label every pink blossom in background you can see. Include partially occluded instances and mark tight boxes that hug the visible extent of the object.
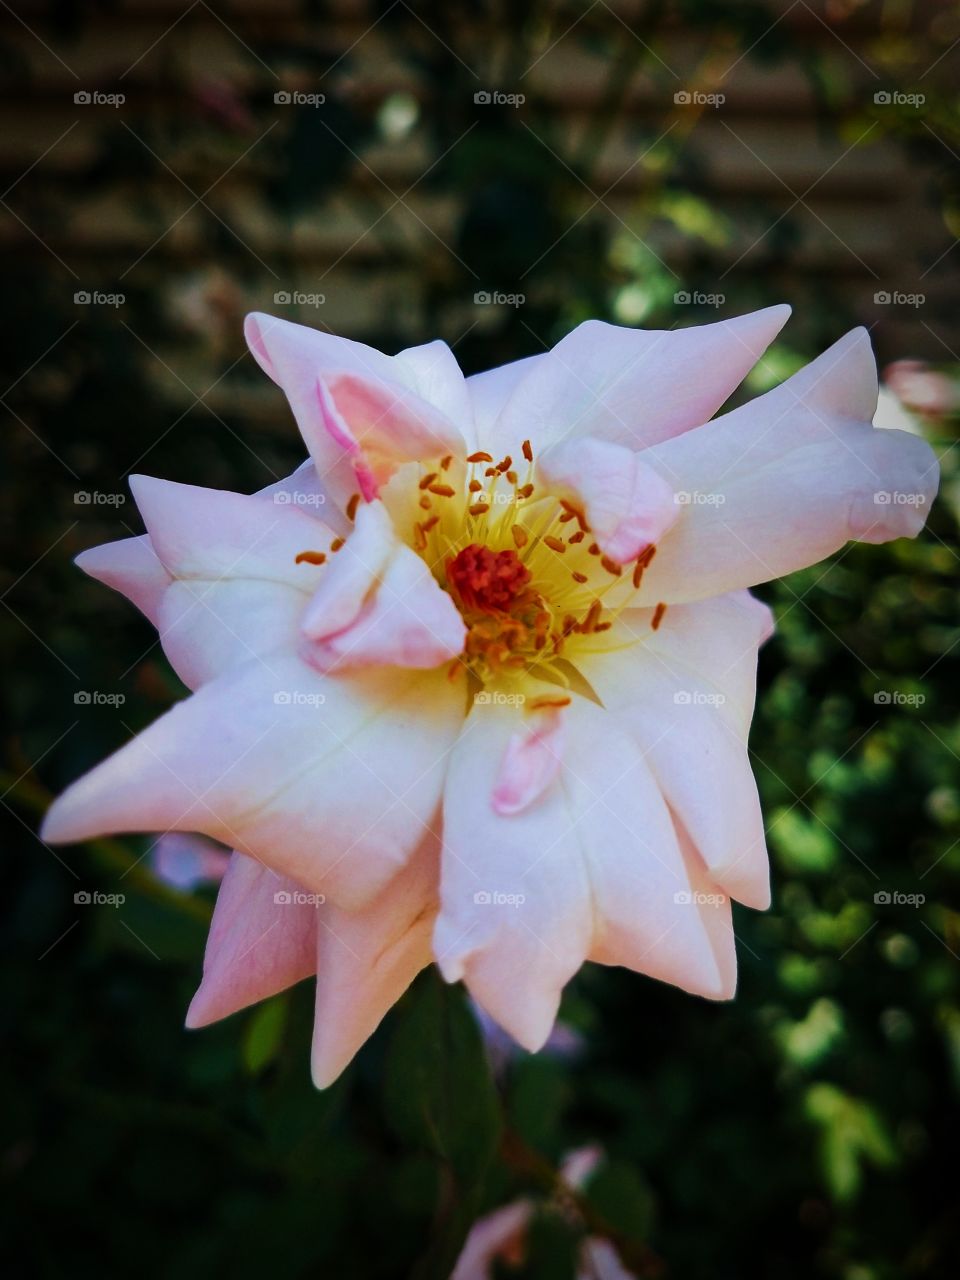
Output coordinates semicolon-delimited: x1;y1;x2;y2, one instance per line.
42;307;938;1085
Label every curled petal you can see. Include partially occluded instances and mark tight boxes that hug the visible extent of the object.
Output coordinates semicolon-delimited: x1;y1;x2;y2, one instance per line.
317;371;465;502
491;701;566;816
303;544;466;673
538;436;679;564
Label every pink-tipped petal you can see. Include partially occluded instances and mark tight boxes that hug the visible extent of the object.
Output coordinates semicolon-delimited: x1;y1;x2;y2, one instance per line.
637;329;940;603
583;593;773;909
42;657;464;911
310;831;439;1088
435;690;725;1052
75;534;171;626
186;852;318;1027
486;305;791;455
537;436;679;564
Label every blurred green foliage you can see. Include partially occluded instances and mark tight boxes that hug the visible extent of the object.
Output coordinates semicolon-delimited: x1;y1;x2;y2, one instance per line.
2;3;958;1278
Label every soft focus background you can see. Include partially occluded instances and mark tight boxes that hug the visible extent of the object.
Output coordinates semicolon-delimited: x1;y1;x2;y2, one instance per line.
2;2;959;1277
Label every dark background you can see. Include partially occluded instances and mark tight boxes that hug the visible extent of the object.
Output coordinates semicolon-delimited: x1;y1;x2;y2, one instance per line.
2;2;959;1277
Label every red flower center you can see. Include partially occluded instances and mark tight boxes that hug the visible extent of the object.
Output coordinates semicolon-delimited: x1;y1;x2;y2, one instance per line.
446;543;532;615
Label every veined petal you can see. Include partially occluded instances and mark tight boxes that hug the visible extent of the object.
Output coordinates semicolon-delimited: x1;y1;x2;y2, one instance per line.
485;305;790;455
636;329;940;603
434;691;724;1051
186;852;317;1027
317;370;465;501
537;436;679;564
42;657;464;910
75;534;171;627
311;830;438;1088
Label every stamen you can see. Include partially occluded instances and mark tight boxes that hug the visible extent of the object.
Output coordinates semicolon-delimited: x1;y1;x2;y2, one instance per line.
522;439;533;462
496;455;512;473
543;535;566;554
440;455;452;470
506;470;518;485
428;483;455;498
469;479;483;493
419;472;438;490
295;550;326;565
469;502;491;516
346;493;360;521
600;555;622;577
571;571;588;584
568;530;585;545
466;451;493;463
330;537;345;553
517;483;534;500
419;494;432;510
588;542;601;556
511;524;528;549
651;602;667;630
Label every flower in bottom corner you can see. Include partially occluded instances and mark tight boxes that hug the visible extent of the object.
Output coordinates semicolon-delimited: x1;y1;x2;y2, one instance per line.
42;306;939;1086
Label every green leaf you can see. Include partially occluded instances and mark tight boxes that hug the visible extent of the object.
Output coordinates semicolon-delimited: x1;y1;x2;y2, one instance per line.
242;995;289;1076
